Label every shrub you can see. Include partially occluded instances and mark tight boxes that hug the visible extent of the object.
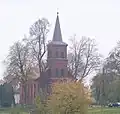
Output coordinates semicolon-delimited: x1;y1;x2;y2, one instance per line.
47;81;92;114
34;96;47;114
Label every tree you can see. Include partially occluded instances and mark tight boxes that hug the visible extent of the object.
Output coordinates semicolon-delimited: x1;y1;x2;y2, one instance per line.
105;42;120;79
3;40;33;104
92;41;120;103
28;18;50;76
4;18;50;104
91;57;120;105
91;73;101;104
68;36;101;80
92;68;110;105
92;70;120;104
47;81;91;114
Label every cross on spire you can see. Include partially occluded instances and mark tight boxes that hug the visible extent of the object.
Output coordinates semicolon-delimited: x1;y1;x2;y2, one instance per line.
57;8;59;15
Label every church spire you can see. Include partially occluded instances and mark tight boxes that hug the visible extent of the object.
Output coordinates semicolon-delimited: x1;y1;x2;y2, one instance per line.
52;12;63;42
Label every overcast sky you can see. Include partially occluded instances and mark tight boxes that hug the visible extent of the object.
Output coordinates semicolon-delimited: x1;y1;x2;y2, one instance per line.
0;0;120;79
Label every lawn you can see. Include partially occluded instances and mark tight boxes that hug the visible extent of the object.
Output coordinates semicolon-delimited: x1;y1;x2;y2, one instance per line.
0;107;120;114
88;107;120;114
0;107;29;114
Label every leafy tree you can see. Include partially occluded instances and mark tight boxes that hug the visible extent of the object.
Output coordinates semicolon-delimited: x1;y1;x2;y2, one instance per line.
92;44;120;104
92;71;120;104
91;41;120;104
107;80;120;102
47;81;92;114
91;68;111;105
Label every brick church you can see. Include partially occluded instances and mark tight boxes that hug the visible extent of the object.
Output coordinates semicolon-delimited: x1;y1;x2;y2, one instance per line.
20;13;74;104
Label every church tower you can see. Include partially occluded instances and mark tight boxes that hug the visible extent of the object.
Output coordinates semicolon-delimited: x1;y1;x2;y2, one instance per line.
47;13;68;78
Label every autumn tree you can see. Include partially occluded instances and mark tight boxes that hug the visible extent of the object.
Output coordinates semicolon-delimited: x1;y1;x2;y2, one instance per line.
47;81;92;114
68;36;101;80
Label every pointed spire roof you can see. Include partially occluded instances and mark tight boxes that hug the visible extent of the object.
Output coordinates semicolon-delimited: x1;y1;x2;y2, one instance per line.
52;12;63;42
48;12;67;46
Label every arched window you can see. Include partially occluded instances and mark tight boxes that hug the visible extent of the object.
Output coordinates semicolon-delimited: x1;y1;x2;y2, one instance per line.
61;52;64;58
61;69;64;76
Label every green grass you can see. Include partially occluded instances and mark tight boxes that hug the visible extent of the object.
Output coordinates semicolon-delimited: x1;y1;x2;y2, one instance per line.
0;107;120;114
0;107;29;114
88;107;120;114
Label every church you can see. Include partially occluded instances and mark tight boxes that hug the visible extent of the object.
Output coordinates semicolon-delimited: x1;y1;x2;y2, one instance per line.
20;13;74;104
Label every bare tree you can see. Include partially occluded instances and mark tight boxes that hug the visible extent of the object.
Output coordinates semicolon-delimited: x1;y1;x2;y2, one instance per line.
106;41;120;76
28;18;50;76
68;36;101;80
3;40;34;104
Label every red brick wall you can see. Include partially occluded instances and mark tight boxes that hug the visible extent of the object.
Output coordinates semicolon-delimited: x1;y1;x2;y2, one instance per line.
20;80;39;104
47;44;68;77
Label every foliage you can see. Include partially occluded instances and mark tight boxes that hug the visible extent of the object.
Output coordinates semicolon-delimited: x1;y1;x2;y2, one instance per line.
34;96;47;114
47;81;92;114
91;72;109;105
92;41;120;104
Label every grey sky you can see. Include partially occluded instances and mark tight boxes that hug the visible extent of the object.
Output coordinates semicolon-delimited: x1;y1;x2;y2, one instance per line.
0;0;120;79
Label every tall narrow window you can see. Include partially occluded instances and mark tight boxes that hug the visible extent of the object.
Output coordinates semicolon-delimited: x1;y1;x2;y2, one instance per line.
31;84;33;99
27;85;29;102
48;69;51;77
56;68;58;77
61;52;64;58
48;50;52;58
34;84;36;98
61;69;64;77
56;51;58;57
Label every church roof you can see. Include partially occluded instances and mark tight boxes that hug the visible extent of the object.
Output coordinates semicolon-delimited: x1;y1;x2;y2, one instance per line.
49;12;67;46
53;12;62;42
